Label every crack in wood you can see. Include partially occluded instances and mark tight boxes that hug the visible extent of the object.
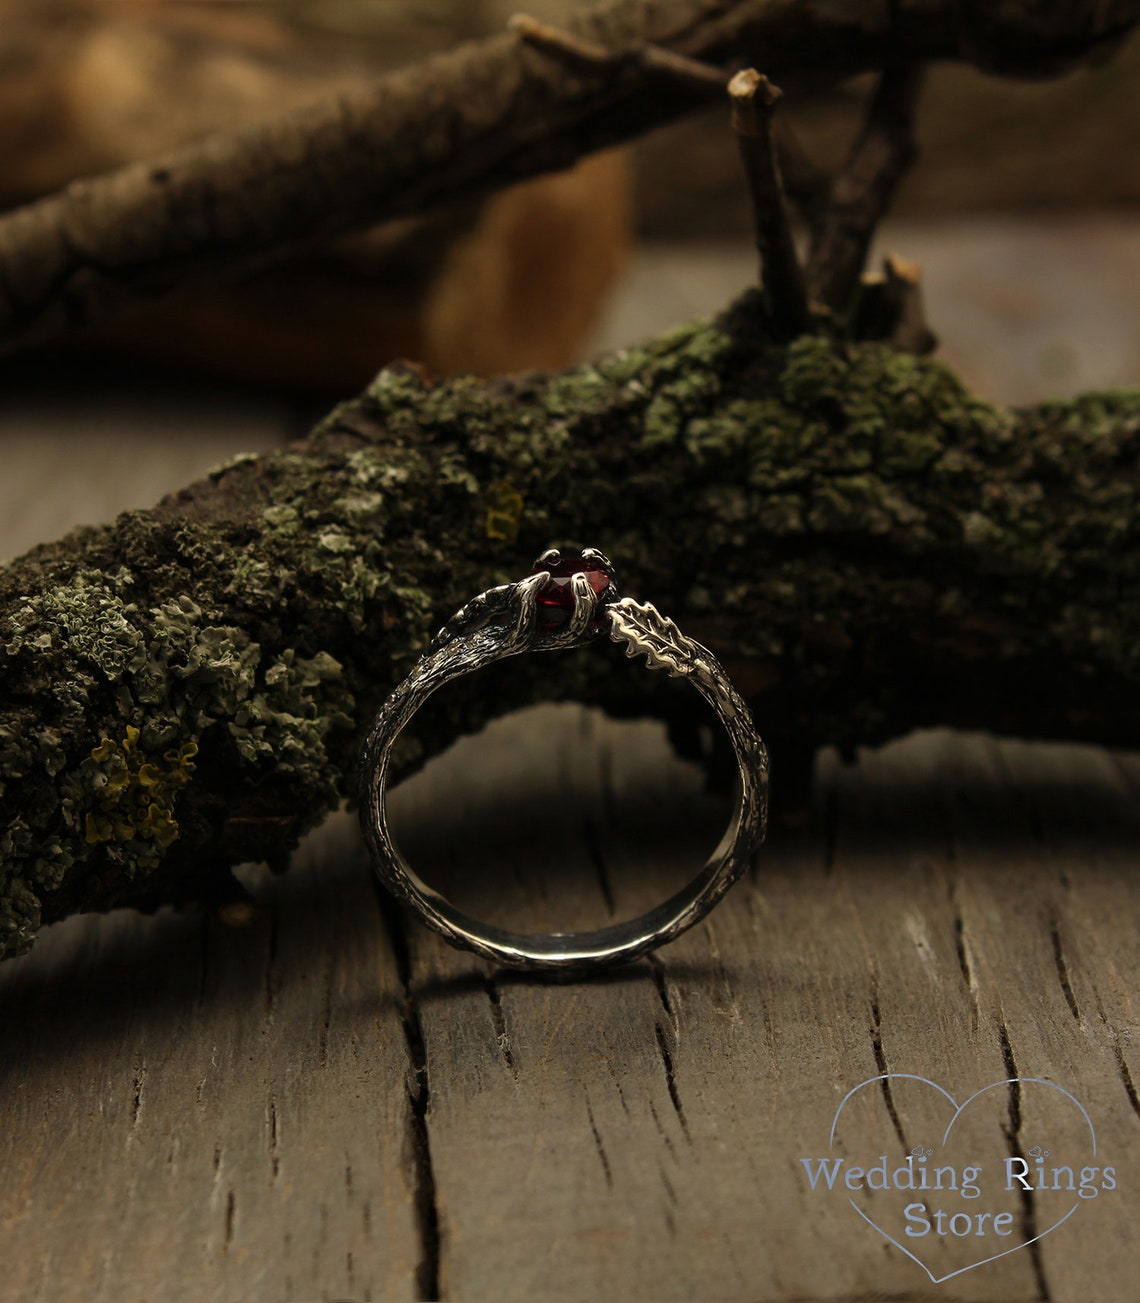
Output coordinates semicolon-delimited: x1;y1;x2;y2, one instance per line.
998;1022;1052;1302
130;1064;145;1130
948;880;981;1034
1048;914;1081;1024
868;968;908;1154
268;1095;280;1181
483;976;519;1080
603;1056;632;1116
1110;1031;1140;1121
645;952;675;1024
317;956;334;1071
952;909;972;991
373;890;441;1302
584;1094;614;1190
402;1016;441;1301
654;1020;689;1140
647;1097;678;1159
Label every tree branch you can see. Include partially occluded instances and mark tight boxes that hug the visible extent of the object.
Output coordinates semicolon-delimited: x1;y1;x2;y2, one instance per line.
1;295;1138;960
0;0;1133;357
806;64;927;315
508;12;729;90
729;70;811;336
850;252;938;355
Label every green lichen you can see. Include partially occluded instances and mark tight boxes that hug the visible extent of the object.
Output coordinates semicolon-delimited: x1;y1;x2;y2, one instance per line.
5;572;145;681
0;556;359;956
229;649;351;791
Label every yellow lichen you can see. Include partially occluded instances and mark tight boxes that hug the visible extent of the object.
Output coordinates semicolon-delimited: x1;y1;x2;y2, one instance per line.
484;480;524;543
85;727;198;864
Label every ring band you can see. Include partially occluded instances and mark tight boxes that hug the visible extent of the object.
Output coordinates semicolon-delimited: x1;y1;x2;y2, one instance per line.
359;547;769;973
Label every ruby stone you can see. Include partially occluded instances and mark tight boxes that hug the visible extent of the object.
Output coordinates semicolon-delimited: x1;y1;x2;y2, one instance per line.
529;550;610;630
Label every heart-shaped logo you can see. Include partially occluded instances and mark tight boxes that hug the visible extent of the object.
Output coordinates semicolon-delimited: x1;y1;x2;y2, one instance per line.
800;1074;1113;1284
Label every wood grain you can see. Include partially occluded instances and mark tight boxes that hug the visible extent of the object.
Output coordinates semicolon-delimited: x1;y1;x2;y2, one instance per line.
0;809;430;1302
3;686;1138;1299
380;714;1140;1301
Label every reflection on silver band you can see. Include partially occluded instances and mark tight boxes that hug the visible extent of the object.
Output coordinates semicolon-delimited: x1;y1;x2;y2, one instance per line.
360;548;768;973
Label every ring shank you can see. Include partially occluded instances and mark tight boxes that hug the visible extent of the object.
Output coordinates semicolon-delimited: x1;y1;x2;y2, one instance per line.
360;599;767;972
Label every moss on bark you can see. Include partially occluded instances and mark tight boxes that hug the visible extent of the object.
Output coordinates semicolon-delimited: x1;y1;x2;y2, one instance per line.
2;292;1138;958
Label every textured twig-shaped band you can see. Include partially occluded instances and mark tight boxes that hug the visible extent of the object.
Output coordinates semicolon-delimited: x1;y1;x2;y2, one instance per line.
360;549;768;972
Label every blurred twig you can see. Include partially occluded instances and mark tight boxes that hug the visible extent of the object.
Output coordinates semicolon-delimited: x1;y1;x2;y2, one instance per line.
0;0;1132;359
728;70;810;336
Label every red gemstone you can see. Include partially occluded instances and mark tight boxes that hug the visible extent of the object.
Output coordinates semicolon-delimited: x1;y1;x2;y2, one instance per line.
530;550;610;630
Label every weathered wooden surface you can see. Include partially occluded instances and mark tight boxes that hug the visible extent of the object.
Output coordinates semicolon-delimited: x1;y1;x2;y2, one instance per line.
1;235;1138;1301
3;701;1138;1300
0;812;422;1302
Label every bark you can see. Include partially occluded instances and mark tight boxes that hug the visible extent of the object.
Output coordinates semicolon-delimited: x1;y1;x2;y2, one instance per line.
0;0;1135;357
729;70;811;334
805;64;926;314
2;294;1138;959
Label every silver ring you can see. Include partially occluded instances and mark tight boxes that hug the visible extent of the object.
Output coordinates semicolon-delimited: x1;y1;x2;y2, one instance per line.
359;547;769;973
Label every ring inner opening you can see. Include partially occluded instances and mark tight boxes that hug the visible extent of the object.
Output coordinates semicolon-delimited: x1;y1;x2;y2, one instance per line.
385;650;731;939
